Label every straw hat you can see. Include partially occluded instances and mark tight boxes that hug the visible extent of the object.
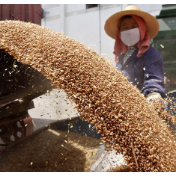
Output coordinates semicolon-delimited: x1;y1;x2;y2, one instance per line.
104;5;159;39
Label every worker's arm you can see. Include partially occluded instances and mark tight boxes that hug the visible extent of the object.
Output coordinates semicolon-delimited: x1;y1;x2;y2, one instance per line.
141;48;166;100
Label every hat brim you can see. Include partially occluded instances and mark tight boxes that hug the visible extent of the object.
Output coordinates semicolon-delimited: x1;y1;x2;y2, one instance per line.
104;10;159;39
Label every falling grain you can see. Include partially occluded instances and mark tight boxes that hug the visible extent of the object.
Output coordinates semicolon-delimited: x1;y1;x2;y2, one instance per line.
0;20;176;172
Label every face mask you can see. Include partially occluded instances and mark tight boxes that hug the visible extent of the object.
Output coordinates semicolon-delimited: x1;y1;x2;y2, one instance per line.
120;27;140;46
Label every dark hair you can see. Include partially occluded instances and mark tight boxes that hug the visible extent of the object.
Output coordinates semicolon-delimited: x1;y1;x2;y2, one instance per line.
119;15;132;28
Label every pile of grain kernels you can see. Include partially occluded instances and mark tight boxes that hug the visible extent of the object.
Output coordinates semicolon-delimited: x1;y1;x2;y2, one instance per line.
152;97;176;135
0;20;176;172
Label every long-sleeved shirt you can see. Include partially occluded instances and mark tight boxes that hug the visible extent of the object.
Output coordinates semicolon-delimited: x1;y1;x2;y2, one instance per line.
116;46;166;98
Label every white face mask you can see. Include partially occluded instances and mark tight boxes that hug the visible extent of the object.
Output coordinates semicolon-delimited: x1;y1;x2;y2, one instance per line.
120;27;140;46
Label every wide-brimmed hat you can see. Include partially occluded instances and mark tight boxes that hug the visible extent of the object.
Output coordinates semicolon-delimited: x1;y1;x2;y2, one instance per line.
104;5;159;39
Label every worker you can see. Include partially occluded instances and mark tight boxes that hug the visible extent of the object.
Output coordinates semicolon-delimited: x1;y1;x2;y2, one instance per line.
104;5;166;102
91;5;166;172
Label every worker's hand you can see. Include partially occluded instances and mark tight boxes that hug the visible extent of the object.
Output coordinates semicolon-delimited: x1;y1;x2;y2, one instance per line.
146;92;168;111
146;92;162;103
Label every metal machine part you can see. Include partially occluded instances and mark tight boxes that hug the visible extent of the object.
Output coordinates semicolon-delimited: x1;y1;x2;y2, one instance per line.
0;49;53;146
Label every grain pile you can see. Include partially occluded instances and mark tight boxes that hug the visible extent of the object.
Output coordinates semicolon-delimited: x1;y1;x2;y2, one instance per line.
0;129;101;172
0;20;176;172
